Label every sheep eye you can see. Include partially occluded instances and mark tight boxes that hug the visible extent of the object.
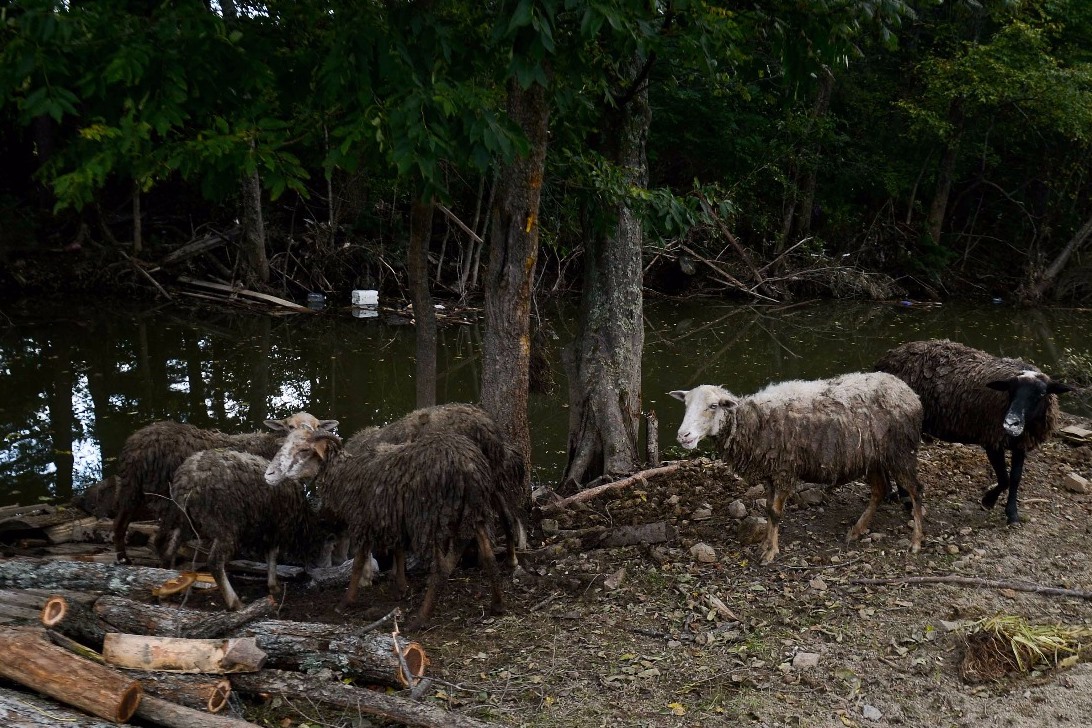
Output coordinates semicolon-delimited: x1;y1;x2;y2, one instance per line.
709;404;718;411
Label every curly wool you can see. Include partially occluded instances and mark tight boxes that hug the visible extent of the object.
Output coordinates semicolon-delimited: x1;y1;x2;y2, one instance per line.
874;339;1059;452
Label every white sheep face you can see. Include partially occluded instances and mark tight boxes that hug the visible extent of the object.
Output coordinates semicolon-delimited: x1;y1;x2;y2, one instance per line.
669;385;739;450
264;428;331;485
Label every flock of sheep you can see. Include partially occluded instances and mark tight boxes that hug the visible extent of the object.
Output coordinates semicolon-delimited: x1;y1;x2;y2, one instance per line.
107;337;1072;624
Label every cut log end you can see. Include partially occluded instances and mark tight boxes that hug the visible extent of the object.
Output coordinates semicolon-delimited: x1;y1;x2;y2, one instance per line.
397;642;430;687
208;679;231;713
40;595;67;627
116;683;143;723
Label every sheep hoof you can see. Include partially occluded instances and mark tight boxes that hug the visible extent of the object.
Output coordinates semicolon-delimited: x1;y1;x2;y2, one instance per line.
760;550;778;565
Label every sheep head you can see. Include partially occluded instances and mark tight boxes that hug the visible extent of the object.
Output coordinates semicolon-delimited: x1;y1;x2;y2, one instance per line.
986;370;1074;437
669;385;740;450
264;412;340;433
265;428;342;485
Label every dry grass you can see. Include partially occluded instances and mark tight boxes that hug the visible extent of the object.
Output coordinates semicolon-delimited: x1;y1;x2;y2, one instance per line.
960;614;1092;683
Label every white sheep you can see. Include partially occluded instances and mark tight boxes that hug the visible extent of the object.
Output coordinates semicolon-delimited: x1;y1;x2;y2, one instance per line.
670;372;925;563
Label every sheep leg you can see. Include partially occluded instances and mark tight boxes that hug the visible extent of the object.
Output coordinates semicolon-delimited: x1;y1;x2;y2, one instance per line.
112;503;136;565
475;526;506;616
332;533;351;565
847;470;887;544
980;447;1011;511
1003;449;1026;525
761;484;790;565
208;538;243;611
392;546;409;597
415;540;458;627
902;471;925;554
338;543;373;611
266;547;281;597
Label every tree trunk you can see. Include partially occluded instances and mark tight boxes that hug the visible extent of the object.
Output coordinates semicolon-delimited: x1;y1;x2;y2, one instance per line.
480;77;550;491
0;627;142;723
0;557;201;598
232;669;499;728
562;51;650;491
791;66;835;243
408;196;437;408
102;633;266;674
925;99;964;246
92;594;276;639
0;686;119;728
117;672;232;713
1023;211;1092;302
132;180;143;255
133;694;258;727
240;166;269;286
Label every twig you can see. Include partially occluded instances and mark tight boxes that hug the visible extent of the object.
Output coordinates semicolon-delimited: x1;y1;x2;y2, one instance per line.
529;592;561;613
538;463;682;515
853;575;1092;600
436;203;485;245
358;607;403;635
781;557;862;571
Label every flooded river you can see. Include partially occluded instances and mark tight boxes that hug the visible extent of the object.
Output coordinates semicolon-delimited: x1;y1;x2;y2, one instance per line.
2;297;1090;505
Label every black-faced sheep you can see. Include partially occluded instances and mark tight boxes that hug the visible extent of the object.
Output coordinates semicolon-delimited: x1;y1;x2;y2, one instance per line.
112;412;337;564
875;338;1074;524
159;436;340;610
264;424;512;625
670;372;925;564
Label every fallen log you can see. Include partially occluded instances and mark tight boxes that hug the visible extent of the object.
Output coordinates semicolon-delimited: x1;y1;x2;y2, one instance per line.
852;574;1092;600
0;507;88;541
579;521;677;550
126;672;232;713
232;669;499;728
538;463;683;516
102;633;267;674
93;594;277;639
134;694;259;728
0;589;55;623
234;619;428;687
0;685;120;728
0;627;142;722
0;557;207;597
43;516;101;545
41;594;109;649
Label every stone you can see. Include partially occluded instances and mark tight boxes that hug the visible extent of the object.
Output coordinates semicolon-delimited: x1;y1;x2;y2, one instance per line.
690;543;717;563
744;484;765;500
796;488;825;507
692;508;714;521
862;705;882;721
1063;472;1089;494
791;652;820;669
809;577;828;592
727;499;748;519
737;516;767;545
540;519;560;536
946;544;960;555
603;567;627;590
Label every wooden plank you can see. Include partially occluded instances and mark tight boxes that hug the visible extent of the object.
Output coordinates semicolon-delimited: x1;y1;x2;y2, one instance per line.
176;276;315;313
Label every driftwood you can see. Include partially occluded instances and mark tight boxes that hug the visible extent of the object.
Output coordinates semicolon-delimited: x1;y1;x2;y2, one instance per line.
102;633;267;674
176;276;315;314
232;669;500;728
0;557;207;597
853;575;1092;600
93;594;277;639
234;619;429;687
0;627;142;722
0;685;121;728
539;463;683;516
127;672;232;713
134;695;259;728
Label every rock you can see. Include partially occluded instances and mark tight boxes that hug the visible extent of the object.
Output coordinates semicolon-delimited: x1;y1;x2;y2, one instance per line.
1063;472;1089;494
540;519;560;536
792;652;820;669
603;567;627;590
727;499;748;519
946;544;960;555
796;488;825;507
862;704;882;721
737;517;767;545
809;577;828;592
666;494;681;505
692;507;713;521
744;484;765;500
690;543;717;563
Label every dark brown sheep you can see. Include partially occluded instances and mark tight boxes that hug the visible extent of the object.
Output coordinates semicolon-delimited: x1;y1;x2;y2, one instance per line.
265;425;510;625
112;412;337;564
671;372;925;564
160;440;338;611
875;338;1074;524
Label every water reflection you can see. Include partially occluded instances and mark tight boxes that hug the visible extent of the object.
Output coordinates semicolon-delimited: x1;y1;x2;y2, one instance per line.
1;299;1090;506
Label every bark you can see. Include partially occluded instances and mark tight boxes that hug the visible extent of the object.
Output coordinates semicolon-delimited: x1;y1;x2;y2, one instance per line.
232;669;500;728
240;167;270;286
0;558;204;598
645;410;659;468
1024;211;1092;302
232;619;428;687
563;51;650;491
480;76;550;491
408;196;437;408
0;627;142;723
101;633;267;673
92;594;276;639
41;595;109;649
925;99;964;246
0;686;120;728
134;694;258;727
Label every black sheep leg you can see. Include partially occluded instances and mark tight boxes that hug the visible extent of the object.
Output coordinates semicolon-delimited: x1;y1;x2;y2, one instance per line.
1003;449;1026;524
980;447;1011;511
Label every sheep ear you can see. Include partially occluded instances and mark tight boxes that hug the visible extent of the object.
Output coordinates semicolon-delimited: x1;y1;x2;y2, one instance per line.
718;396;739;410
317;419;339;431
1048;381;1075;395
986;379;1014;392
668;390;688;401
264;419;289;432
312;440;330;461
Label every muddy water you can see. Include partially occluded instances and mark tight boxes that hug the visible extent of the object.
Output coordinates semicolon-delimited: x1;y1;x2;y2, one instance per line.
2;298;1090;505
